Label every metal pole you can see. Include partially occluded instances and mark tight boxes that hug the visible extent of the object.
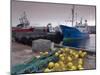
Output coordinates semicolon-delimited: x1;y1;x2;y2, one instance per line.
72;5;75;27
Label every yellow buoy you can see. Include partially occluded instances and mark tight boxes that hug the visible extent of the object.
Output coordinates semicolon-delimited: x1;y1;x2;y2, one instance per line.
53;63;61;71
79;58;83;61
64;48;69;52
67;56;72;62
78;67;84;70
74;54;79;59
44;68;50;72
67;62;73;67
78;60;83;65
80;52;87;57
59;54;64;58
69;50;74;54
58;61;65;67
54;63;60;68
77;64;83;68
48;62;55;69
58;50;61;54
79;50;83;54
60;56;65;61
71;65;77;70
55;52;59;56
83;52;87;55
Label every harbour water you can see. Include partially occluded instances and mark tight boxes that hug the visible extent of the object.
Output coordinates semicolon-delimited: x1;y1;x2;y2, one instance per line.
81;34;96;52
63;34;96;52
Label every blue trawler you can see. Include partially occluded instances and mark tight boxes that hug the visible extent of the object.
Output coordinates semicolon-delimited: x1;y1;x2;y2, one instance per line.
59;5;89;47
60;23;89;47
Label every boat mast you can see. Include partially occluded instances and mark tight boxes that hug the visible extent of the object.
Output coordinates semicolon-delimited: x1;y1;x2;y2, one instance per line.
75;13;78;25
23;11;30;27
72;5;75;27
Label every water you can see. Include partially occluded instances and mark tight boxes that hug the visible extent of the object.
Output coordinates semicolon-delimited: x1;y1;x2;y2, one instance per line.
63;34;96;52
79;34;96;52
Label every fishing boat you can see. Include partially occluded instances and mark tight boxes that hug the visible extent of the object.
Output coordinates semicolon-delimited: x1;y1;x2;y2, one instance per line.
12;12;63;45
59;5;89;47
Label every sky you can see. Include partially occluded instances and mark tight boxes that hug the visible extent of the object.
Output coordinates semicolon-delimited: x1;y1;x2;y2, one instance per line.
12;1;96;27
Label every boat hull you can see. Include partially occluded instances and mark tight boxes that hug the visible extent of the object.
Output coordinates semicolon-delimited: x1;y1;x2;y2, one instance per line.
60;25;89;47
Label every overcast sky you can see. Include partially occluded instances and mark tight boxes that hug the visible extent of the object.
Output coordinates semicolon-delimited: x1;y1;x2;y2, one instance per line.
12;1;96;27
